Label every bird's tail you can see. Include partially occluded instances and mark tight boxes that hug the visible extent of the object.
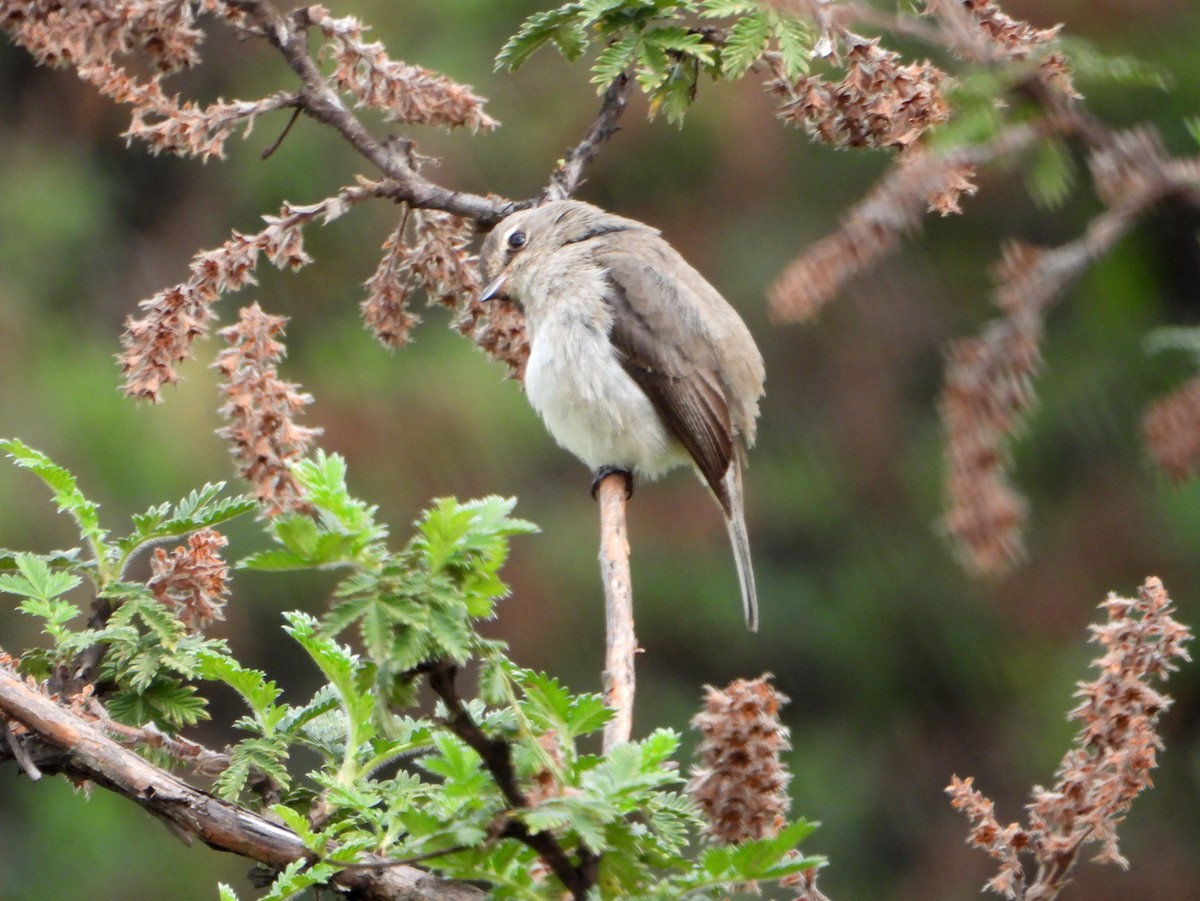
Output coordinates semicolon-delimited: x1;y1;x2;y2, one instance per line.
722;450;758;632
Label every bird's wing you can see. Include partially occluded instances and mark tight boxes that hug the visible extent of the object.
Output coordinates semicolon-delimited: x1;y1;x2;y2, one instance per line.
600;245;735;516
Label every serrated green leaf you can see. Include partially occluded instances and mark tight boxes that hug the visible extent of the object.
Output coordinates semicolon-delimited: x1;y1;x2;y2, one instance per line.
771;10;812;80
197;650;283;721
591;35;640;88
0;547;80;572
719;12;769;78
2;439;109;558
107;680;208;730
638;727;680;768
655;67;698;125
257;857;339;901
643;26;715;65
120;485;254;557
0;552;81;601
1061;37;1170;91
218;883;240;901
496;5;585;71
552;20;589;61
700;0;758;15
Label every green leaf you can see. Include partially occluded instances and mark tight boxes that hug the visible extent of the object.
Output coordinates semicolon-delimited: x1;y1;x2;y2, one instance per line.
1061;37;1171;90
0;547;80;572
107;680;208;730
295;452;387;546
552;20;589;61
496;4;586;71
696;819;822;882
120;484;254;558
700;0;759;15
0;552;81;601
2;439;109;559
591;35;640;89
197;650;283;723
643;26;715;66
217;884;240;901
771;10;812;79
719;12;769;78
257;858;340;901
655;67;698;125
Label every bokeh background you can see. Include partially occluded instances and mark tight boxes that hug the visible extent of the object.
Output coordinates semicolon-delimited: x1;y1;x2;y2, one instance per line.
2;1;1200;898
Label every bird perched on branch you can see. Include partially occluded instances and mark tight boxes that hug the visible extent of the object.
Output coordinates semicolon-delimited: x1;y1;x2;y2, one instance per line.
478;200;765;630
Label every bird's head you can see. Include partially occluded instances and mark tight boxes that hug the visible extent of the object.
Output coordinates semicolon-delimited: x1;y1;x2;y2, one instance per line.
478;200;642;304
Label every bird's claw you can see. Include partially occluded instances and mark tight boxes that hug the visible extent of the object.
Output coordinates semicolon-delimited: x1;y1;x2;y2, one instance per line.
591;466;633;501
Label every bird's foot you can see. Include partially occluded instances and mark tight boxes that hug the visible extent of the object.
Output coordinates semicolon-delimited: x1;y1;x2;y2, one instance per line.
591;466;633;501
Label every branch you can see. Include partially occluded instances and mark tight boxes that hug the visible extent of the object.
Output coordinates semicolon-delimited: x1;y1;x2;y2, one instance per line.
596;472;637;751
544;72;634;203
426;662;597;900
227;0;517;225
0;663;483;901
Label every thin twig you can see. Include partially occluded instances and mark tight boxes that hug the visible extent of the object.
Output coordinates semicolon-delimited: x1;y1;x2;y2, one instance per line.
543;71;634;203
597;472;636;751
426;662;597;901
261;102;303;159
226;0;516;225
2;718;42;780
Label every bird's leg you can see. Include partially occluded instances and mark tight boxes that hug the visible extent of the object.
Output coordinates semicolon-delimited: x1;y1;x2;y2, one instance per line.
591;466;633;501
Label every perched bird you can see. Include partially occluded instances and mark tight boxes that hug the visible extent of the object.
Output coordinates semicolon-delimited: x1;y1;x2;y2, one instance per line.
478;200;766;630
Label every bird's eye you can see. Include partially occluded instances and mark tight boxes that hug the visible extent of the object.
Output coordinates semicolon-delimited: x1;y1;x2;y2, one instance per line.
507;230;527;250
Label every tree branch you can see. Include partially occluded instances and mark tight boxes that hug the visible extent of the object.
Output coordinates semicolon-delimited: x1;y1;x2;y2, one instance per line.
597;472;637;751
226;0;518;225
426;662;597;900
544;72;634;203
0;663;483;901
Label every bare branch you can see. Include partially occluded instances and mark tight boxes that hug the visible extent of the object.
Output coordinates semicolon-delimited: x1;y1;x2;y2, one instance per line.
544;72;634;203
597;472;636;752
226;0;515;225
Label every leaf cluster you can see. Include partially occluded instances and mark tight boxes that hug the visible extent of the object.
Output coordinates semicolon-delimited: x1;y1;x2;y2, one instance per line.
497;0;811;123
1;441;821;897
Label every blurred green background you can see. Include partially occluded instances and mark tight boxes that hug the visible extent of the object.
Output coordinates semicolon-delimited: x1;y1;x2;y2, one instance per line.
2;1;1199;898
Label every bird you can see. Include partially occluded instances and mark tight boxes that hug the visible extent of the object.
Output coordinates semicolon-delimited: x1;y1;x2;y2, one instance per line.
478;200;766;630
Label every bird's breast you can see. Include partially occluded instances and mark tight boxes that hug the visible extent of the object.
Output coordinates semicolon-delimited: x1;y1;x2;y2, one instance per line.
524;306;685;478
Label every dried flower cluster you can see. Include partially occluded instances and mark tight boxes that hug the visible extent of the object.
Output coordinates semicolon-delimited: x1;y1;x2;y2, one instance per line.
687;675;791;845
940;310;1041;573
362;208;528;378
1;0;209;73
147;528;231;632
0;1;285;161
213;304;321;516
767;140;998;322
310;6;498;131
959;0;1061;60
948;577;1192;899
120;184;381;401
1143;375;1200;481
774;35;949;151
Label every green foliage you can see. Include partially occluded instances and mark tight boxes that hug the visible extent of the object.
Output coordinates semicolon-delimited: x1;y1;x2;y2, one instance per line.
119;484;256;559
241;451;387;571
1;443;821;897
497;0;811;123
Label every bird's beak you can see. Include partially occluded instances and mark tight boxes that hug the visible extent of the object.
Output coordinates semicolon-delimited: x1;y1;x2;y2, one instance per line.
480;273;508;302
